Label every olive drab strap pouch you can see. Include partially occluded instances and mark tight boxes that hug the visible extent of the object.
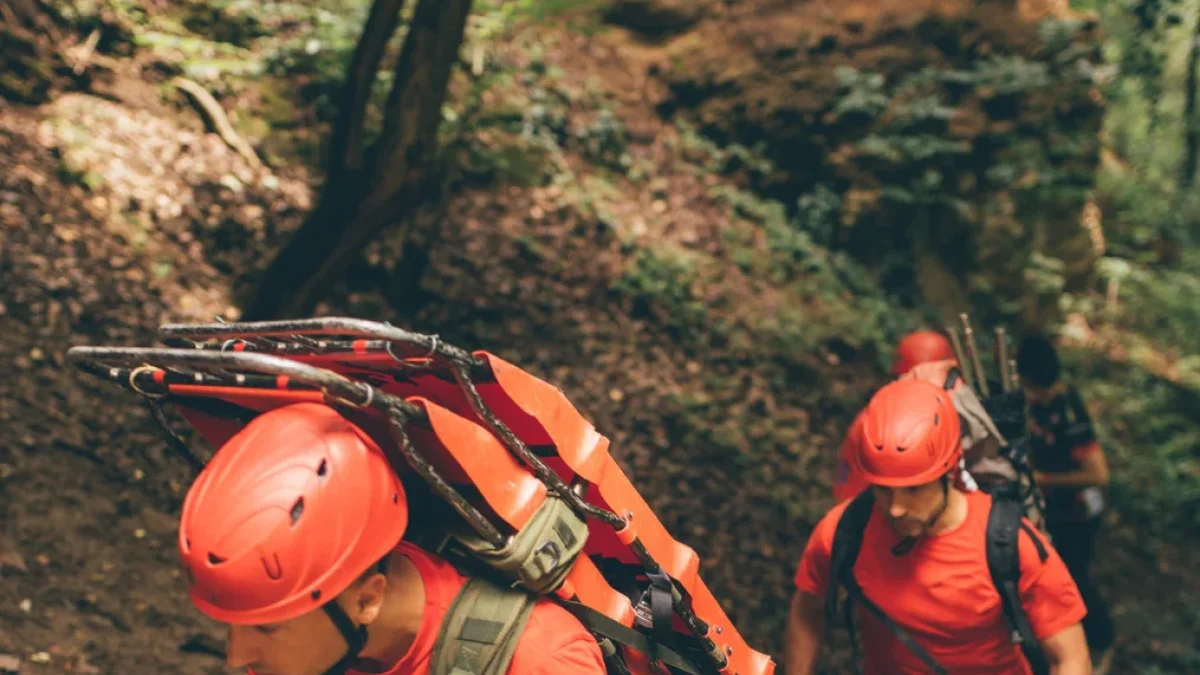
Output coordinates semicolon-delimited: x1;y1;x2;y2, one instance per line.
430;577;539;675
447;495;589;595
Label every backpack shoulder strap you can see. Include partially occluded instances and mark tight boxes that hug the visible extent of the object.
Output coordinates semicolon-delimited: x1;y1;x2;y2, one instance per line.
430;576;539;675
985;495;1051;675
825;490;875;633
825;490;948;675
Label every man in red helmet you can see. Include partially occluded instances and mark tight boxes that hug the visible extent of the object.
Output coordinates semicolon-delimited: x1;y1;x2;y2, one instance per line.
178;402;605;675
891;329;956;377
786;379;1091;675
832;330;957;502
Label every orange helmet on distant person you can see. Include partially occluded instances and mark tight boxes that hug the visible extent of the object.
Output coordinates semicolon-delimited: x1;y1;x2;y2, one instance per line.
179;402;408;626
852;379;962;487
892;330;956;376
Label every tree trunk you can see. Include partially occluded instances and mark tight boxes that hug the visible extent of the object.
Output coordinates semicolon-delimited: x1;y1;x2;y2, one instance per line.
242;0;474;320
1183;7;1200;188
0;0;69;103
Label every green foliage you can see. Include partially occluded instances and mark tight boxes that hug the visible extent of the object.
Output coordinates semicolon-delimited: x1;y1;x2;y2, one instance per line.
831;67;889;119
612;247;708;335
674;118;776;182
825;28;1104;327
1070;352;1200;540
1096;257;1200;367
256;1;386;123
710;183;915;368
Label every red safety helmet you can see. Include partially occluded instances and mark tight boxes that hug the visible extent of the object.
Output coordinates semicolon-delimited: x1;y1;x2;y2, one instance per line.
892;330;956;376
852;379;962;487
179;402;408;626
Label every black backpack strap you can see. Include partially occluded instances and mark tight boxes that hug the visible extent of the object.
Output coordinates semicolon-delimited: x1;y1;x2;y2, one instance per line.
826;490;948;675
559;599;704;675
943;366;963;391
825;490;875;637
986;496;1051;675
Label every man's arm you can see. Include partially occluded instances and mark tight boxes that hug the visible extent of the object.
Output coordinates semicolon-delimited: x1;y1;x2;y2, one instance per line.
783;590;824;675
1036;441;1109;488
1040;623;1091;675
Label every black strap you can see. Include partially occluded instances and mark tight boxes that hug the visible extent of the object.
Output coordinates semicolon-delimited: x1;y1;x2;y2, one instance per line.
842;592;861;675
1020;521;1048;562
560;599;707;675
645;567;677;660
143;397;206;474
825;490;875;638
843;579;949;675
943;366;963;390
320;601;369;675
827;488;949;675
986;496;1050;675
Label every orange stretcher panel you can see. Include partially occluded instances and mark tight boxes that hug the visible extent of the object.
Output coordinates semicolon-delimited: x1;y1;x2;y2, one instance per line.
405;396;548;532
476;353;775;675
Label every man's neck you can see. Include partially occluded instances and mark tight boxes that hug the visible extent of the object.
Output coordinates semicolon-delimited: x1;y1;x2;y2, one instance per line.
926;486;969;536
356;552;426;670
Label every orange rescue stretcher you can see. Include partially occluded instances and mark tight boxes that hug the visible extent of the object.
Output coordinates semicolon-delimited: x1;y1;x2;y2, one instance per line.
67;317;775;675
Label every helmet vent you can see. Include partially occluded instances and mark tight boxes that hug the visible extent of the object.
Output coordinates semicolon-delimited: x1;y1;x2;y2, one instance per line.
874;444;884;451
934;413;940;426
262;553;283;580
896;446;908;453
317;459;328;479
290;497;305;525
207;552;226;565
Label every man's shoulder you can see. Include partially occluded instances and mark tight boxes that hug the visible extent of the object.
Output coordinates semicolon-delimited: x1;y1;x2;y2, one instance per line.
508;597;604;673
818;496;861;542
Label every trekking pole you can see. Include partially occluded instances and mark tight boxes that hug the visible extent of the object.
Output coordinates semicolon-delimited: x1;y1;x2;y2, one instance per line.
960;313;990;397
945;323;976;390
996;327;1012;393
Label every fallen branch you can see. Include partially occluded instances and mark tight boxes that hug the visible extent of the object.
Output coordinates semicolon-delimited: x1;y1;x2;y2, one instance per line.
170;76;263;169
70;28;101;75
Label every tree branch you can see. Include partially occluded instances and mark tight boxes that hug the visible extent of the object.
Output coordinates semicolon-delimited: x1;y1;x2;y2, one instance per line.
241;0;474;321
328;0;408;180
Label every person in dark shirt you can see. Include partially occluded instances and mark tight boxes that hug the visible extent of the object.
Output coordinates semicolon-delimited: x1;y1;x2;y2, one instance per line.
1016;333;1117;674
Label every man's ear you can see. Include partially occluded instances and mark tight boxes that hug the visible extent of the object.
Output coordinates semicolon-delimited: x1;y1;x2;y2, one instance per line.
348;572;389;625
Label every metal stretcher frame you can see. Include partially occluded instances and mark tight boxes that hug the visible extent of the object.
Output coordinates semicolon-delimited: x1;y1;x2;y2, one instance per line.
68;317;775;675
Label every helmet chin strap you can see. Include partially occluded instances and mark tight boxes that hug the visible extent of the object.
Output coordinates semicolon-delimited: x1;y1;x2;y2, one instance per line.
320;602;369;675
891;474;951;556
318;558;390;675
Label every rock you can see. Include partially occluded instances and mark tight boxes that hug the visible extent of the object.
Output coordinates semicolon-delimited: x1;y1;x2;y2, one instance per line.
0;654;21;673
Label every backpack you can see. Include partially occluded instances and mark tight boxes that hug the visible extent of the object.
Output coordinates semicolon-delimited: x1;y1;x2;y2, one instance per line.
824;489;1051;675
68;316;775;675
902;359;1047;532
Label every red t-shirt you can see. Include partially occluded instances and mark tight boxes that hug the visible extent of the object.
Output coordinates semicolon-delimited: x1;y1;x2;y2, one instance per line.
794;491;1086;674
350;542;605;675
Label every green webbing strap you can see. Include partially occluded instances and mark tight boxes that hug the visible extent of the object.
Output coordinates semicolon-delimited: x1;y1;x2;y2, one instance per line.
430;577;538;675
